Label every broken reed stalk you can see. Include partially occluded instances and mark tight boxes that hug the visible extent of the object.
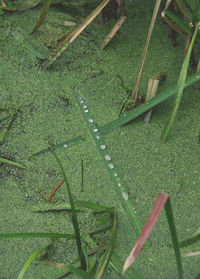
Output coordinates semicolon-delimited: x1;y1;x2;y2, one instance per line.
129;0;161;105
144;74;165;123
48;178;64;202
43;0;111;68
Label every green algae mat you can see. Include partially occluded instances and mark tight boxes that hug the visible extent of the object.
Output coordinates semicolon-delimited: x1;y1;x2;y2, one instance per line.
0;0;200;278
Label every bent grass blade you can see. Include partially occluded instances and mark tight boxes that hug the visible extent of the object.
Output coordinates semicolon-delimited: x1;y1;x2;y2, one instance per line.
161;23;200;142
49;147;86;270
17;242;52;279
74;90;143;237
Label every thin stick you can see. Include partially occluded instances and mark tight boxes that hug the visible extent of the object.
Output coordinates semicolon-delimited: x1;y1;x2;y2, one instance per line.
43;0;111;68
129;0;161;104
100;15;127;50
48;178;64;202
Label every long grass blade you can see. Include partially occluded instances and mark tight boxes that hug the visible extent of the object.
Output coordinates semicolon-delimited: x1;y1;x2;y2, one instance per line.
100;72;200;135
17;242;52;279
0;232;75;239
74;90;143;237
165;199;183;279
123;193;168;275
161;23;199;142
49;147;86;270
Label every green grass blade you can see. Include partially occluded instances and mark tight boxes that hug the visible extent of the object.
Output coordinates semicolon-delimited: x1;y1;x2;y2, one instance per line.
0;157;25;169
49;147;86;270
179;233;200;248
74;90;143;237
165;10;195;38
164;199;183;279
32;135;84;157
161;23;199;142
94;211;117;279
0;232;75;239
100;72;200;135
17;242;52;279
31;0;52;34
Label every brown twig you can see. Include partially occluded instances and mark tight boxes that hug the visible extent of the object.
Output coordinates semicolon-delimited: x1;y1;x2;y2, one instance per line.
129;0;162;104
48;178;64;202
100;15;127;50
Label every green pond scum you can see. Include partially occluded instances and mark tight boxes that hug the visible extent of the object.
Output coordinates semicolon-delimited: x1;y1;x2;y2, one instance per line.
0;0;200;278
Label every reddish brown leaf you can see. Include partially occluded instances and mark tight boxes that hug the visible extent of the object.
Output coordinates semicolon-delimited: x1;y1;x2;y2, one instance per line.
123;192;168;274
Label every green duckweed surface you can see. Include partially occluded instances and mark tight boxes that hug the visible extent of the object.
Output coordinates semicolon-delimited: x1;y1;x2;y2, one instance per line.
0;0;200;278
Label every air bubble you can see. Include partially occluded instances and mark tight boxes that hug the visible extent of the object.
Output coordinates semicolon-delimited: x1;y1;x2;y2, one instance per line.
105;155;111;161
100;145;106;150
122;192;128;201
108;163;114;169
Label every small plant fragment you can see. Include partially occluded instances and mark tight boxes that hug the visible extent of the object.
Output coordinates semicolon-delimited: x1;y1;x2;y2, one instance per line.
74;89;143;237
31;0;52;34
161;23;199;142
144;74;165;123
47;178;64;202
17;242;53;279
100;72;200;135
